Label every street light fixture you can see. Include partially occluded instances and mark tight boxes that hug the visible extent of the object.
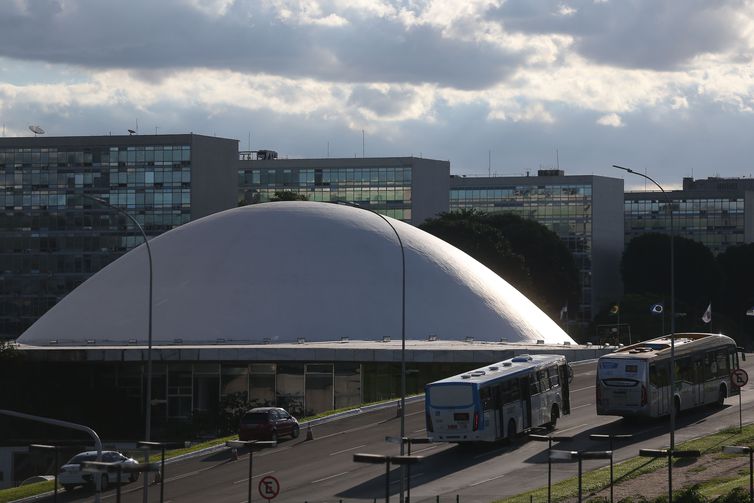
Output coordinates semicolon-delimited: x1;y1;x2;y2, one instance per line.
640;448;701;502
353;453;422;503
550;450;613;503
29;444;61;503
79;192;155;502
227;440;277;503
333;200;408;500
722;446;753;503
590;434;633;503
612;164;677;451
530;434;572;503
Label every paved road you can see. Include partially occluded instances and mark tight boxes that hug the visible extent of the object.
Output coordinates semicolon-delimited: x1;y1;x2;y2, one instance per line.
44;357;754;503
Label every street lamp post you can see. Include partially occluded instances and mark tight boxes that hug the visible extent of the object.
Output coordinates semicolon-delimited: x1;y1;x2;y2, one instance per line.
227;440;277;502
79;193;154;502
612;165;676;451
333;200;407;500
530;434;572;503
353;453;422;503
29;444;60;503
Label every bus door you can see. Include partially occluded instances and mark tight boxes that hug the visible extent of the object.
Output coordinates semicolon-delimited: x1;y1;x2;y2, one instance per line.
519;376;532;429
692;356;704;406
650;361;670;417
558;364;571;414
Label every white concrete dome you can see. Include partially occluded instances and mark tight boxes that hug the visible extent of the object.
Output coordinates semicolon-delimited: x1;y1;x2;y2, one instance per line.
18;202;575;346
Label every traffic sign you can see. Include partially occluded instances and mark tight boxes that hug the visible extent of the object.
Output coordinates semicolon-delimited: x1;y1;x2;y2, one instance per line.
258;475;280;501
731;368;749;388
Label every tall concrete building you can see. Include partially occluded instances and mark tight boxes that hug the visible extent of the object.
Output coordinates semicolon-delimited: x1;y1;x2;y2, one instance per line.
449;170;625;323
0;134;239;339
625;176;754;254
237;154;450;225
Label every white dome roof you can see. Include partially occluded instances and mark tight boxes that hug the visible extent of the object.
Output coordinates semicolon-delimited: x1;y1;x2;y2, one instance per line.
18;202;575;346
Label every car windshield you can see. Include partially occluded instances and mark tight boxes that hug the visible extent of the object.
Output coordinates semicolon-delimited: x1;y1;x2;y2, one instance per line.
242;412;269;424
67;453;99;464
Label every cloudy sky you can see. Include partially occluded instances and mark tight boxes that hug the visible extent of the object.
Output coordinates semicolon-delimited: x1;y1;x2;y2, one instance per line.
3;0;754;187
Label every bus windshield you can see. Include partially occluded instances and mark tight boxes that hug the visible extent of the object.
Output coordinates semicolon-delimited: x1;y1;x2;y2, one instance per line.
428;384;474;407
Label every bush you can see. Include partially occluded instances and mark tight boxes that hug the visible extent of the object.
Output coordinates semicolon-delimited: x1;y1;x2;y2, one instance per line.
712;487;750;503
673;485;708;503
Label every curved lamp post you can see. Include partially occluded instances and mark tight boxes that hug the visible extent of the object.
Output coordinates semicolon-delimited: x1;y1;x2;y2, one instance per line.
612;165;676;451
80;193;154;502
333;200;407;500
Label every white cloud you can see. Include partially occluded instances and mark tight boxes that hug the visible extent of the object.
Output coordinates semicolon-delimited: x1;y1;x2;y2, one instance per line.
597;113;623;127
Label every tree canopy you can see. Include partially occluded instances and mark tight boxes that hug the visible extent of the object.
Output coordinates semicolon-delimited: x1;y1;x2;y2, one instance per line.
620;233;721;333
420;210;580;320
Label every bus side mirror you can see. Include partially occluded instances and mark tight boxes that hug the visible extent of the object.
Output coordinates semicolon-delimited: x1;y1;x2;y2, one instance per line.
568;365;574;383
738;347;746;361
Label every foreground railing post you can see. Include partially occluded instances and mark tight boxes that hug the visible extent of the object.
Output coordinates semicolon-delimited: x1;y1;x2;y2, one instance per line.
590;434;633;503
640;448;700;502
530;434;572;503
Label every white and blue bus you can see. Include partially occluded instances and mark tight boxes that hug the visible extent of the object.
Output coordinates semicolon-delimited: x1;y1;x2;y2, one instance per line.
596;333;744;418
425;354;571;443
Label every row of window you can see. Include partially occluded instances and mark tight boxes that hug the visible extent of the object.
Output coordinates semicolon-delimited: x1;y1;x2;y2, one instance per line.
480;365;564;410
239;167;413;187
648;348;736;386
0;146;191;166
451;185;593;200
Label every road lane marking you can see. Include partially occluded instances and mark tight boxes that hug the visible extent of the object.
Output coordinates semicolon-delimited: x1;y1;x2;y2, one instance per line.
555;423;590;434
411;428;427;433
571;403;593;410
572;385;595;393
312;471;350;483
413;445;439;454
330;444;367;456
469;473;505;486
406;410;423;417
234;471;274;484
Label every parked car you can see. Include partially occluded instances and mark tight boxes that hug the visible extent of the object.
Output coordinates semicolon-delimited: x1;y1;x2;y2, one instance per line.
58;450;139;491
239;407;300;442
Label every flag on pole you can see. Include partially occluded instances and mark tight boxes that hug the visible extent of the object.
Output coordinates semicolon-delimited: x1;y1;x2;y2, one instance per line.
560;305;568;320
650;304;663;315
702;303;712;324
747;307;754;317
609;305;619;315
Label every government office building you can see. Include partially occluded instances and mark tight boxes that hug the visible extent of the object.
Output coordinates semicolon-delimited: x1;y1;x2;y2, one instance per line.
237;153;450;225
449;170;625;324
625;176;754;254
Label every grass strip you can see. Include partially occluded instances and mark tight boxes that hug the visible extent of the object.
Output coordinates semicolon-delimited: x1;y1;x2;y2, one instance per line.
496;423;754;503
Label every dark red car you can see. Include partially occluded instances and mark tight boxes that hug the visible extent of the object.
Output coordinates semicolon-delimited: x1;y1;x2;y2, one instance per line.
239;407;300;442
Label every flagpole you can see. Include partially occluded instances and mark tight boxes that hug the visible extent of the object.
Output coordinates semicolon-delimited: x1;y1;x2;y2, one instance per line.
613;165;676;451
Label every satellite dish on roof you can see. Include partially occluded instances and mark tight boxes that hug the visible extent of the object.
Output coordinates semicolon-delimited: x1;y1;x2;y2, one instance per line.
28;125;45;136
128;129;136;135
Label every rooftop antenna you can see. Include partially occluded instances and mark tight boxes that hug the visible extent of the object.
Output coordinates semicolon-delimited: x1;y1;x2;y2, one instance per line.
362;129;365;158
327;141;330;158
28;125;45;136
488;150;491;177
556;148;560;170
136;118;139;134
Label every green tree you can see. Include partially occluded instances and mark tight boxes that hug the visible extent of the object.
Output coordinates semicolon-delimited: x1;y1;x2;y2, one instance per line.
716;243;754;346
270;191;308;201
420;210;579;320
0;339;18;361
484;213;580;315
621;233;721;332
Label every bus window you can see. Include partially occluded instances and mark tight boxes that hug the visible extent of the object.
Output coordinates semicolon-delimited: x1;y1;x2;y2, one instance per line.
548;366;560;388
728;348;737;371
481;387;493;410
537;370;550;391
704;352;715;380
656;361;669;386
676;358;692;382
529;374;541;395
649;364;659;386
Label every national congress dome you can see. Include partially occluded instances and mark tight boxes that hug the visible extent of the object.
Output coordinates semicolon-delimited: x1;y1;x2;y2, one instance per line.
18;202;575;346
